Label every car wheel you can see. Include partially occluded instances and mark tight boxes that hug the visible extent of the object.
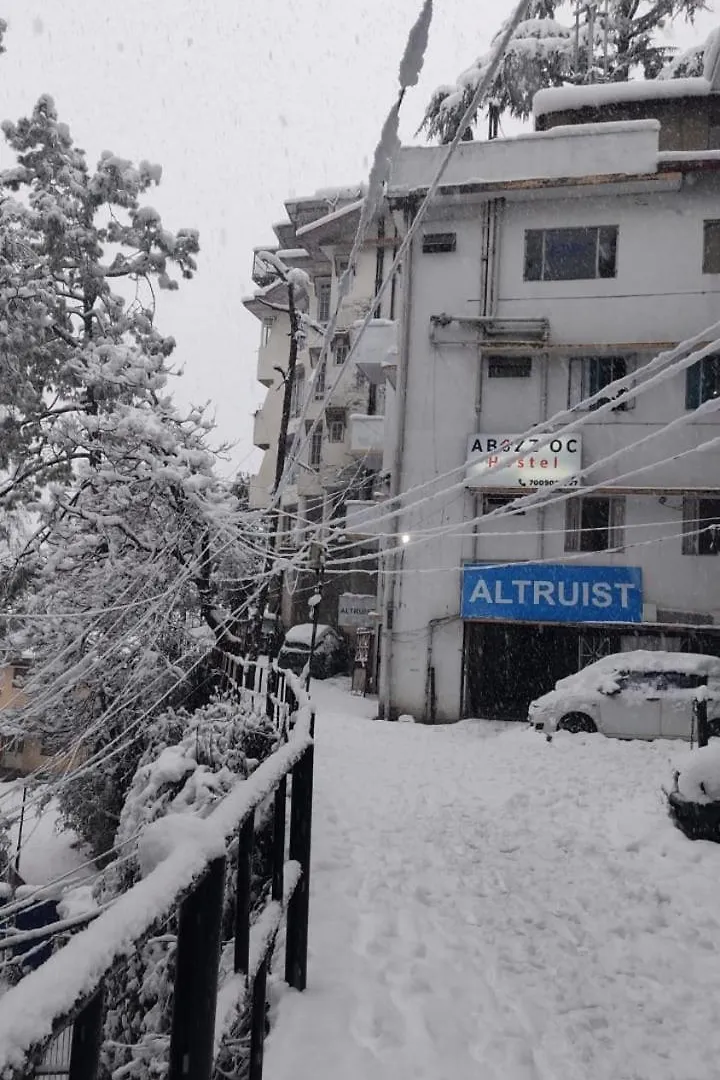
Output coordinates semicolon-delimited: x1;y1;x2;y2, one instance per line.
557;712;597;734
708;718;720;739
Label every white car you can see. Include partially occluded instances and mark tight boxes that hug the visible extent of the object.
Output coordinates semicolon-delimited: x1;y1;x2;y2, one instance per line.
529;650;720;740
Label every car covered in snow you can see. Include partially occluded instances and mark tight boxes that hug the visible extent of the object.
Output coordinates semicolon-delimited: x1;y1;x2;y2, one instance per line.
277;623;347;679
529;650;720;740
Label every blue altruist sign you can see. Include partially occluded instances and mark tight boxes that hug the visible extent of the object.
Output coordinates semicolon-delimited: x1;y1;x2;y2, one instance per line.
461;563;643;624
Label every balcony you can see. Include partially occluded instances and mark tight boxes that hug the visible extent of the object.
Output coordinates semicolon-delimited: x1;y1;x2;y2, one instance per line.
253;409;270;450
351;320;397;387
343;499;384;540
256;344;280;387
349;414;384;464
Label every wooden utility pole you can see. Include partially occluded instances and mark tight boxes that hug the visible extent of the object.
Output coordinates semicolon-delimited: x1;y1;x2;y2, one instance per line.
249;279;301;656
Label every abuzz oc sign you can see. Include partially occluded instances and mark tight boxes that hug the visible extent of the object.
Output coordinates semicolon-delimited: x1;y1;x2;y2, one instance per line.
465;433;582;490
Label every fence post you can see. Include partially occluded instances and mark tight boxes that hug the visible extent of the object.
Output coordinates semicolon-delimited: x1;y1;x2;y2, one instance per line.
697;695;709;748
265;667;278;725
234;812;254;976
272;776;286;902
68;987;104;1080
168;857;226;1080
248;956;269;1080
284;744;313;991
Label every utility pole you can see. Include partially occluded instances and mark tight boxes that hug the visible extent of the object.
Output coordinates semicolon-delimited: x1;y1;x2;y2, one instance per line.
249;277;301;658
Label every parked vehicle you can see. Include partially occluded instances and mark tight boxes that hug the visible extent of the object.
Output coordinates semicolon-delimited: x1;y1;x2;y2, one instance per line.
529;650;720;740
277;624;347;679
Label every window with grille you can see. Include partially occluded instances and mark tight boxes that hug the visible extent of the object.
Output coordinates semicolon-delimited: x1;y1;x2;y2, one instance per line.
290;366;305;417
481;493;525;516
524;226;618;282
316;278;331;323
565;496;625;552
314;360;326;400
487;355;532;378
568;355;634;411
326;408;346;443
333;334;349;365
328;419;345;443
703;221;720;274
686;354;720;409
308;423;323;468
335;256;350;278
682;496;720;554
260;318;273;347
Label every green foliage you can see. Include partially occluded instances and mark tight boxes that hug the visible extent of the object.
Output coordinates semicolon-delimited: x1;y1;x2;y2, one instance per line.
421;0;707;142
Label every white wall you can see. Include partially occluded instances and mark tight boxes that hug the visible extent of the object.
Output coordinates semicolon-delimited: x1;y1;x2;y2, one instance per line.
386;160;720;721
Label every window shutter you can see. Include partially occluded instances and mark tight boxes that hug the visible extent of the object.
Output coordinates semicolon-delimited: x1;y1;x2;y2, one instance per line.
567;357;584;408
609;496;625;550
682;496;699;555
564;498;581;552
686;361;701;410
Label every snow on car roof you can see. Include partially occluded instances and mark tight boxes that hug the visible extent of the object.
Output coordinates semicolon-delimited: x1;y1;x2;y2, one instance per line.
556;650;720;691
284;623;334;646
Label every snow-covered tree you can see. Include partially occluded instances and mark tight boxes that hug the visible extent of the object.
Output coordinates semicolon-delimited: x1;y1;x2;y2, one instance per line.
0;98;260;854
0;95;200;507
422;1;706;142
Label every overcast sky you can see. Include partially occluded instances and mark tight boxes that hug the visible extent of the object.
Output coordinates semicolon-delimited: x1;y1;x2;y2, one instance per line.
1;0;717;477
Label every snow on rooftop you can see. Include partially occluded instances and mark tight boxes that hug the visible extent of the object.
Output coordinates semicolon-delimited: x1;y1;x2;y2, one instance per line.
295;198;365;238
276;248;309;260
534;76;712;119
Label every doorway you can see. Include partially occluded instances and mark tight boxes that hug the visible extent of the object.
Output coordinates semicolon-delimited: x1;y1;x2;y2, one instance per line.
464;621;579;720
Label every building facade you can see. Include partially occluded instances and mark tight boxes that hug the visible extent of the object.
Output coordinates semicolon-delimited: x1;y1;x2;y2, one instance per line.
244;190;401;637
374;65;720;721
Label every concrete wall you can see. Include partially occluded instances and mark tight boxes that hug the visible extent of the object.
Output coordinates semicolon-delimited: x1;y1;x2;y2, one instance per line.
386;163;720;721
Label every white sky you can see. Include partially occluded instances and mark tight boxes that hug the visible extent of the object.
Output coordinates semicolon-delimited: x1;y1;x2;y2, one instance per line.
0;0;717;477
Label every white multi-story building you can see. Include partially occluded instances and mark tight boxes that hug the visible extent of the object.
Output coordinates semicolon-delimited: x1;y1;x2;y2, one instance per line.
366;59;720;721
244;189;401;633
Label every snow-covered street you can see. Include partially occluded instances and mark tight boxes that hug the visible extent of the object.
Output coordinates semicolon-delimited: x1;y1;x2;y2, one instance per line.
266;680;720;1080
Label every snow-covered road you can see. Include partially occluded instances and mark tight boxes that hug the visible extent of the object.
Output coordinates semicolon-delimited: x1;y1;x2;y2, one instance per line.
265;680;720;1080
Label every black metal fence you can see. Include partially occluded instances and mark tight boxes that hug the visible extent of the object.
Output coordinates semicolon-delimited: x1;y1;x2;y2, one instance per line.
0;664;314;1080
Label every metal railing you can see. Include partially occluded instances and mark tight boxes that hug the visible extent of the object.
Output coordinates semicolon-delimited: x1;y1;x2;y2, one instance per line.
0;664;315;1080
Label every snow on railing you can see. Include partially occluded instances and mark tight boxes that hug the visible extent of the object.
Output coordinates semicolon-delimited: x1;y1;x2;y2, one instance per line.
0;669;315;1080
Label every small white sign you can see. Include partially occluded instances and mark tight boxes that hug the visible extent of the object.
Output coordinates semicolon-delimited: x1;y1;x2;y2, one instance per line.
465;433;582;490
338;593;376;628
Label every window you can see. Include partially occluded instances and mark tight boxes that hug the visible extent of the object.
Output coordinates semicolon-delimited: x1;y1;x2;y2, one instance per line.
682;496;720;554
686;354;720;409
333;334;349;365
334;256;350;278
290;366;305;417
422;232;457;254
309;347;321;368
306;421;323;468
326;408;346;443
487;355;532;378
313;359;326;400
260;318;273;348
481;493;525;516
565;496;625;552
568;355;633;411
316;278;331;323
524;226;618;282
703;221;720;274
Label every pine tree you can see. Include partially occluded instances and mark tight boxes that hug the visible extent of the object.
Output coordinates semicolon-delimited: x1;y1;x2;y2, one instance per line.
421;1;706;142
